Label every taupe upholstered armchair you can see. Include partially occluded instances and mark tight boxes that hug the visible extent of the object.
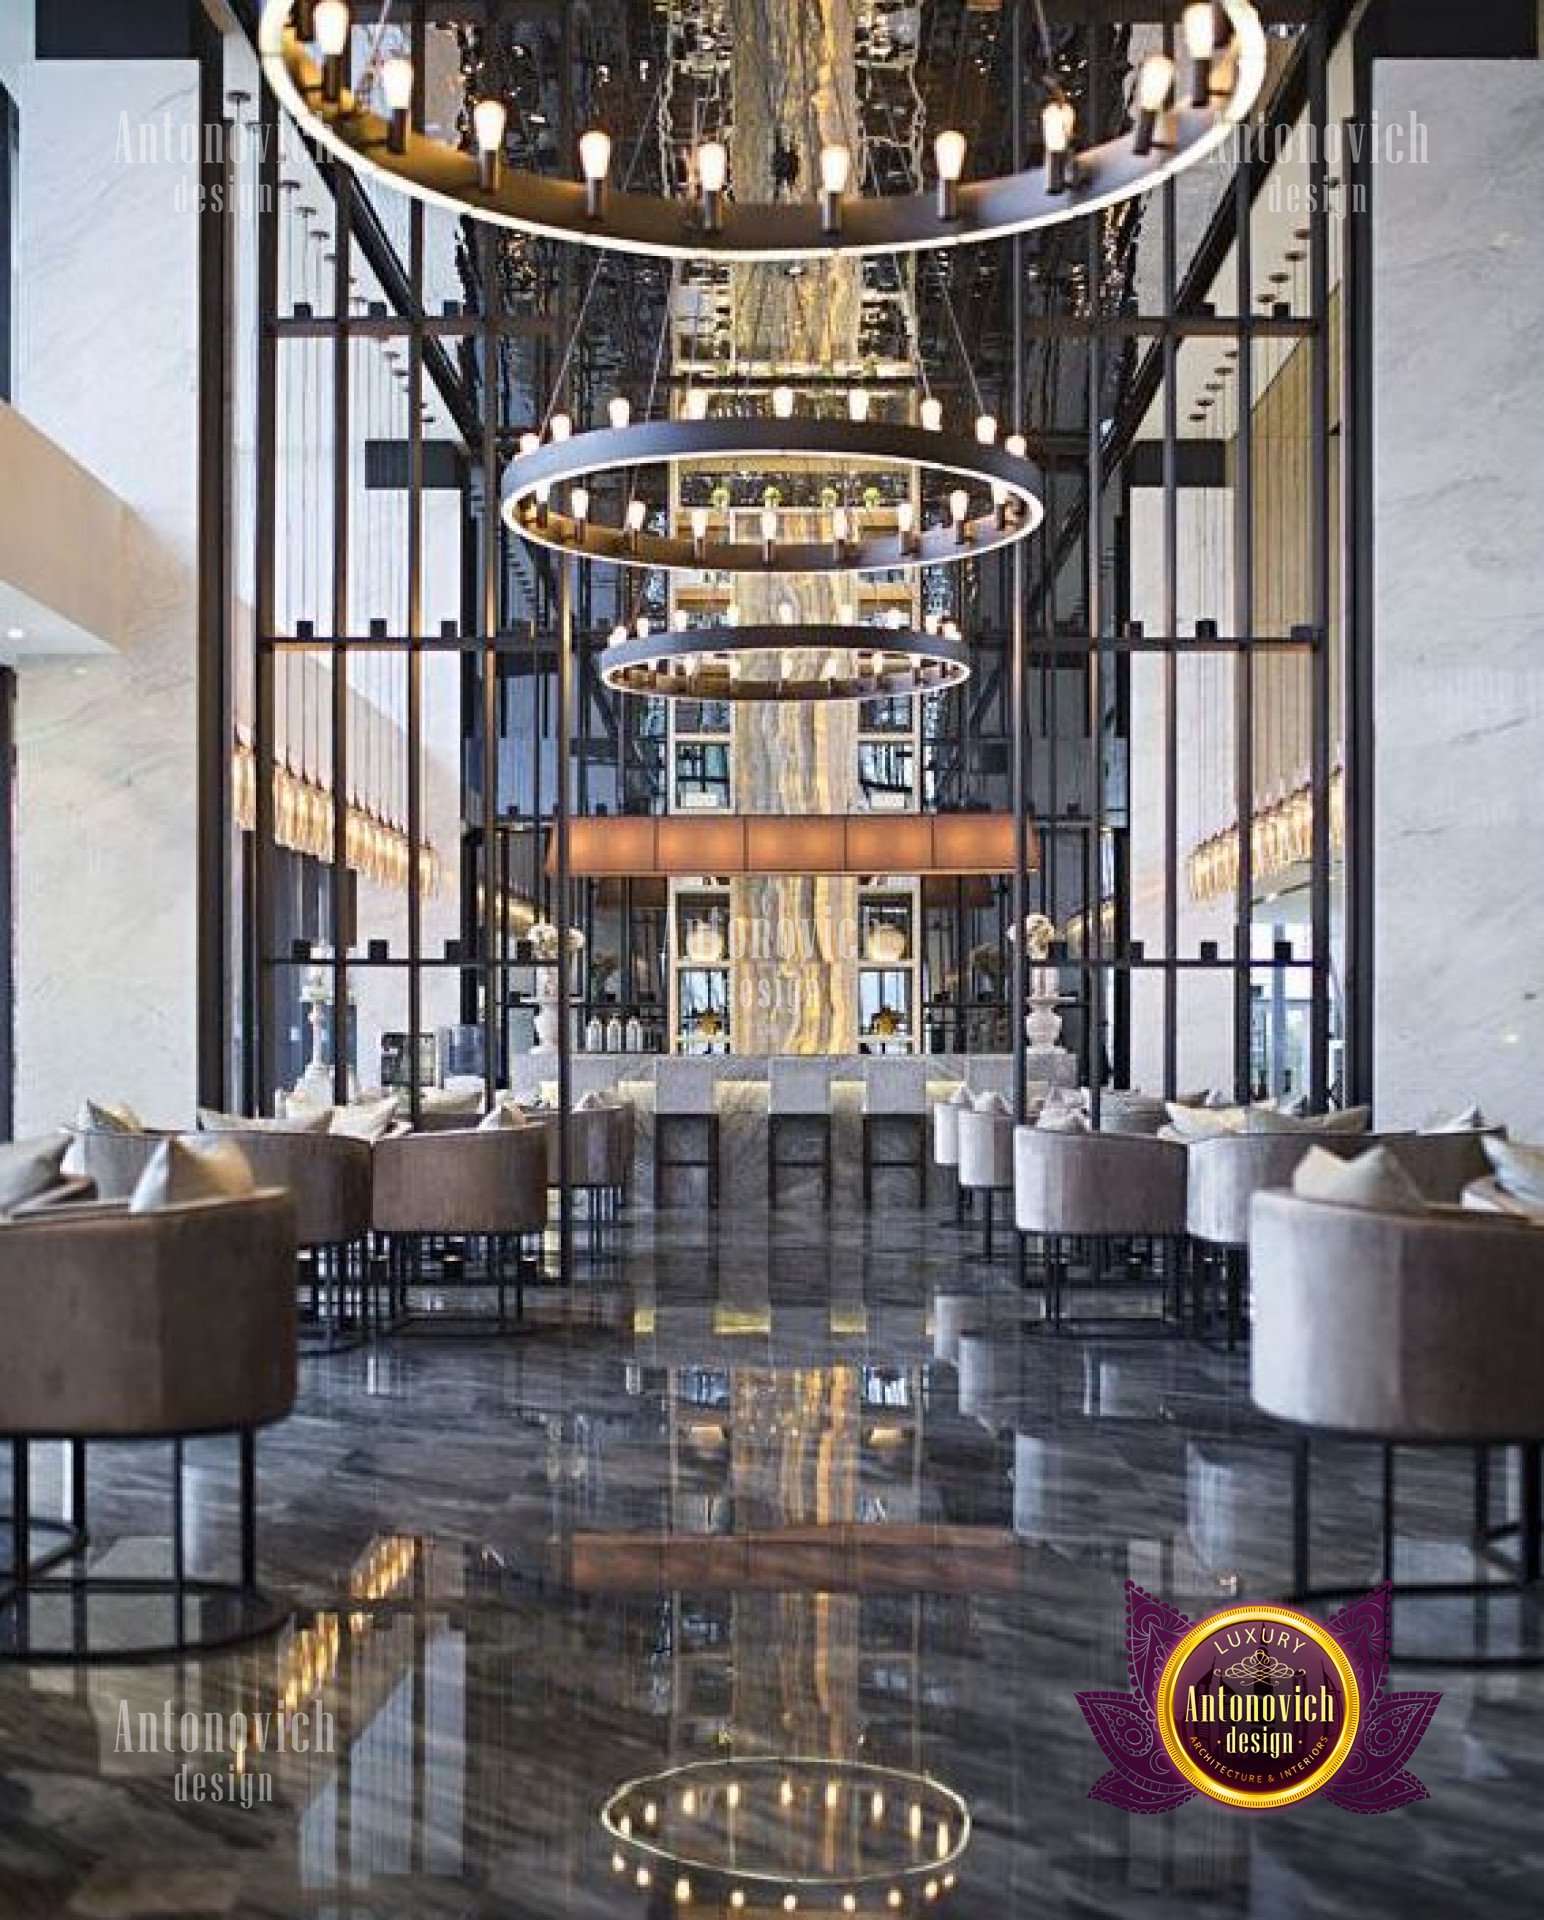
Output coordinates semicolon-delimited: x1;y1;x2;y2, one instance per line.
218;1131;376;1342
956;1108;1015;1259
546;1103;634;1245
1250;1189;1544;1637
1013;1128;1187;1329
0;1192;297;1660
371;1125;548;1327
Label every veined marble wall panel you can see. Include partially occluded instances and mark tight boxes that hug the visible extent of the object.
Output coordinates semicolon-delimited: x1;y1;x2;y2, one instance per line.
1373;61;1544;1134
8;48;202;1129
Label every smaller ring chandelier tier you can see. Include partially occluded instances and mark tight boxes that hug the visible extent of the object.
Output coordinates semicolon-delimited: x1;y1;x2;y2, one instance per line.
260;1;1265;263
600;622;970;703
500;417;1043;577
601;1756;971;1913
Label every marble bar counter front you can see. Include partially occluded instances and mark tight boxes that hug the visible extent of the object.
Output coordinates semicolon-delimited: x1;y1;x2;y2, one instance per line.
509;1053;1018;1212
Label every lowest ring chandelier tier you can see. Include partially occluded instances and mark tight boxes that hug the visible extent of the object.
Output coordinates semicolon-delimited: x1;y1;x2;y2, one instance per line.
599;620;972;703
500;416;1044;575
259;1;1266;263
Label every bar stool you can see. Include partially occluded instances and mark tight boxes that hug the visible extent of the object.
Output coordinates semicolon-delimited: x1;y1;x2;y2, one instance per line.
653;1061;720;1208
767;1060;833;1207
957;1096;1015;1258
861;1057;931;1209
931;1082;970;1224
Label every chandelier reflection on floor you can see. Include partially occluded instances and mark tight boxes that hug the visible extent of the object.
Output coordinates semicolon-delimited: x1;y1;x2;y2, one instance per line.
601;1755;970;1912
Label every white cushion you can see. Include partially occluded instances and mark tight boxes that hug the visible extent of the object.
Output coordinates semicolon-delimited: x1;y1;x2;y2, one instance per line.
972;1090;1011;1115
198;1104;331;1135
478;1102;530;1132
1165;1101;1245;1141
421;1086;484;1116
1484;1137;1544;1208
0;1135;70;1213
1037;1106;1091;1134
1291;1145;1427;1215
1425;1103;1489;1133
329;1096;400;1142
947;1083;972;1107
576;1089;611;1111
129;1138;255;1212
1241;1104;1371;1136
74;1097;144;1134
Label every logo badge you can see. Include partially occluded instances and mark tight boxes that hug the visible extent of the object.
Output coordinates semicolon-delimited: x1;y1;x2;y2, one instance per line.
1078;1582;1440;1814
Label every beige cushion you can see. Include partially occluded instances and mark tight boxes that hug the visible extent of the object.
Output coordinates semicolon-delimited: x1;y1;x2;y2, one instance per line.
1037;1105;1091;1134
75;1097;144;1134
1291;1144;1428;1215
1463;1176;1544;1222
198;1104;332;1136
129;1138;256;1212
1485;1137;1544;1208
948;1084;973;1107
973;1089;1011;1115
0;1135;71;1213
478;1102;530;1132
1166;1101;1245;1140
1240;1104;1371;1136
576;1089;611;1111
420;1085;484;1116
329;1096;400;1143
1426;1103;1488;1133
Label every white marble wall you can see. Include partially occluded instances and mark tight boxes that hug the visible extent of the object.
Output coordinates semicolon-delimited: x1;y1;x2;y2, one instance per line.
4;38;203;1130
1373;61;1544;1135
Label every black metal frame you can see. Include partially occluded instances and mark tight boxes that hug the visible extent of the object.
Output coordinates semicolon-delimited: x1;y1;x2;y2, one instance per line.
0;1432;287;1665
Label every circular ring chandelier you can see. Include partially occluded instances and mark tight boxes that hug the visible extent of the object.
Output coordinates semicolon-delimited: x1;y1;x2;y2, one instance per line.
599;622;971;703
260;1;1265;263
600;1755;971;1911
500;417;1043;576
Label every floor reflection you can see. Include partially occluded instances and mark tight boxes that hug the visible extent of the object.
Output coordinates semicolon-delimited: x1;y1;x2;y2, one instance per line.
0;1210;1541;1916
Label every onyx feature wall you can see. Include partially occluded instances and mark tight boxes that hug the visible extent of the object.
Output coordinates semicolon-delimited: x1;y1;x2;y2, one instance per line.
1372;59;1544;1134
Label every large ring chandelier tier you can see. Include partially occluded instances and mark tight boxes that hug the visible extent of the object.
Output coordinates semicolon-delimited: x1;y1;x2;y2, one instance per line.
500;418;1044;576
599;623;971;703
259;1;1266;263
600;1755;972;1911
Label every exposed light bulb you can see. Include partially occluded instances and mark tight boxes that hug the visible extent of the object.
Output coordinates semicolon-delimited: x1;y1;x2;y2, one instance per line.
684;388;710;420
848;386;870;422
472;98;507;189
832;505;851;550
570;485;589;521
1183;3;1217;104
896;499;917;551
549;411;572;442
920;396;943;431
518;431;540;456
925;612;941;635
635;615;650;638
608;395;631;430
819;141;851;233
673;608;689;630
760;507;778;551
315;0;350;101
772;385;795;419
697;140;728;230
608;624;627;647
950;486;970;541
579;127;611;216
314;0;350;56
777;599;795;625
838;600;854;625
1004;431;1028;459
974;412;998;444
934;128;966;218
725;601;741;627
381;54;413;111
1134;54;1175;154
1043;98;1075;193
690;506;708;550
626;498;647;534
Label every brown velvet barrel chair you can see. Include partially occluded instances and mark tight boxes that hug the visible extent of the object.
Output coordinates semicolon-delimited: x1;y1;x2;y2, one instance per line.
0;1191;297;1662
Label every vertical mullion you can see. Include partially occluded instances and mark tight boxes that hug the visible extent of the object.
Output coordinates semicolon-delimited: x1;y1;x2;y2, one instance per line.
1232;145;1255;1101
1161;186;1178;1100
1307;16;1332;1109
479;222;499;1112
406;193;425;1126
330;168;353;1106
252;89;281;1116
1009;0;1027;1126
556;561;574;1285
1086;22;1104;1125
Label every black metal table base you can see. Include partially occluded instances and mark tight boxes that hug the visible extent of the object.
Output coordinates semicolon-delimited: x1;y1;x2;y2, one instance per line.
1288;1435;1544;1667
383;1231;536;1337
1021;1233;1187;1339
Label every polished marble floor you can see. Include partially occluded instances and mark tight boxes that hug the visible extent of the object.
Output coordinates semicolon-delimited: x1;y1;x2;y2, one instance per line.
2;1204;1543;1919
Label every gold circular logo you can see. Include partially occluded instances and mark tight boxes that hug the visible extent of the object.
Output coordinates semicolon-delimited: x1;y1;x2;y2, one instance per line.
1154;1603;1361;1810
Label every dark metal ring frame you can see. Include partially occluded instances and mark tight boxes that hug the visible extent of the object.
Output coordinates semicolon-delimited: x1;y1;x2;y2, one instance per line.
599;623;971;702
259;1;1265;262
500;418;1044;576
